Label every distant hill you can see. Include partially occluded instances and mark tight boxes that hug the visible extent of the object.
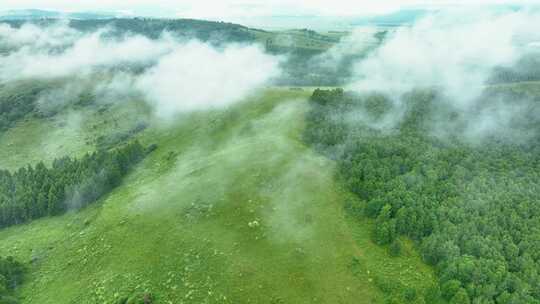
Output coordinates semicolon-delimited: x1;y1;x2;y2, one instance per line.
357;9;429;26
0;9;126;20
0;9;424;28
1;18;257;43
0;17;348;54
0;17;381;86
230;10;430;31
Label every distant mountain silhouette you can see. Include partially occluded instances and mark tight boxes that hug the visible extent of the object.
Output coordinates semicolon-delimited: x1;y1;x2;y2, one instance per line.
0;9;126;20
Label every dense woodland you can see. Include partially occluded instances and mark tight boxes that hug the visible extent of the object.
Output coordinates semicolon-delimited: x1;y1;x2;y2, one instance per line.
0;256;24;304
305;88;540;303
0;141;149;228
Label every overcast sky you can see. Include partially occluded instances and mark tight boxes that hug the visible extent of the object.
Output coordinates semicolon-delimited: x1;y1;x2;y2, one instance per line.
1;0;538;19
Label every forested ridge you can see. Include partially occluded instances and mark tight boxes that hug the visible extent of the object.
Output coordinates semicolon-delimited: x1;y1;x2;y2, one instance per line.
0;141;150;229
305;88;540;304
2;18;256;44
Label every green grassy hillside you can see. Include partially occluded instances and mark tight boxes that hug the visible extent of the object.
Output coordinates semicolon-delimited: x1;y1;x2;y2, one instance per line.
0;89;438;303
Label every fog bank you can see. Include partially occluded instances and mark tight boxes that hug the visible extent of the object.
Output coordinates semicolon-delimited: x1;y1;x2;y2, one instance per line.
0;22;282;117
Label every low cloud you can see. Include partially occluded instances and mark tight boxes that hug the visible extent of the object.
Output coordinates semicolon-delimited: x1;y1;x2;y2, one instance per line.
0;27;172;80
336;9;540;142
0;21;281;117
312;28;378;74
349;10;539;103
137;41;281;116
0;21;80;49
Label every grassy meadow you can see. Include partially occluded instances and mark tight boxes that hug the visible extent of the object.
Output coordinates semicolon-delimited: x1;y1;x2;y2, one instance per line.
0;89;439;303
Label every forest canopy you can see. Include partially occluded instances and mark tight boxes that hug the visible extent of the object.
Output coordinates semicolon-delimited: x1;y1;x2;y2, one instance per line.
0;141;150;229
305;88;540;304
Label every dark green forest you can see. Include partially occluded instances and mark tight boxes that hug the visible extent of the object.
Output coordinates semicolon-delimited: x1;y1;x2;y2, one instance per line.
0;256;25;304
0;141;149;228
305;88;540;304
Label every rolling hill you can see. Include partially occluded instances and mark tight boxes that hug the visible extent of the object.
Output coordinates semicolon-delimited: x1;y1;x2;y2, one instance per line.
0;88;440;303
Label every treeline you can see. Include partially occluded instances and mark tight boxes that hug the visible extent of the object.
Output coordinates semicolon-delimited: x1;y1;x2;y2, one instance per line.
0;256;25;304
274;49;369;87
0;79;109;132
0;141;150;228
489;68;540;84
95;122;148;150
274;32;385;87
0;79;90;132
305;89;540;303
488;55;540;84
0;81;52;131
2;18;256;44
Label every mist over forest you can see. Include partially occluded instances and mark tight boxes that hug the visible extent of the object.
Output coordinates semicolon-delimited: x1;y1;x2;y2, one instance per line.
0;4;540;304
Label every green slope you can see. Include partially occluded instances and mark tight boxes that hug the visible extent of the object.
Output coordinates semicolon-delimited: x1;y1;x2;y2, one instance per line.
0;89;438;303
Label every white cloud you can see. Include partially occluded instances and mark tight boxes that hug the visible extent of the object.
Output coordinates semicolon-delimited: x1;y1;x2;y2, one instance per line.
0;25;173;80
0;21;79;49
336;9;540;142
137;41;281;116
0;22;281;117
349;10;540;106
